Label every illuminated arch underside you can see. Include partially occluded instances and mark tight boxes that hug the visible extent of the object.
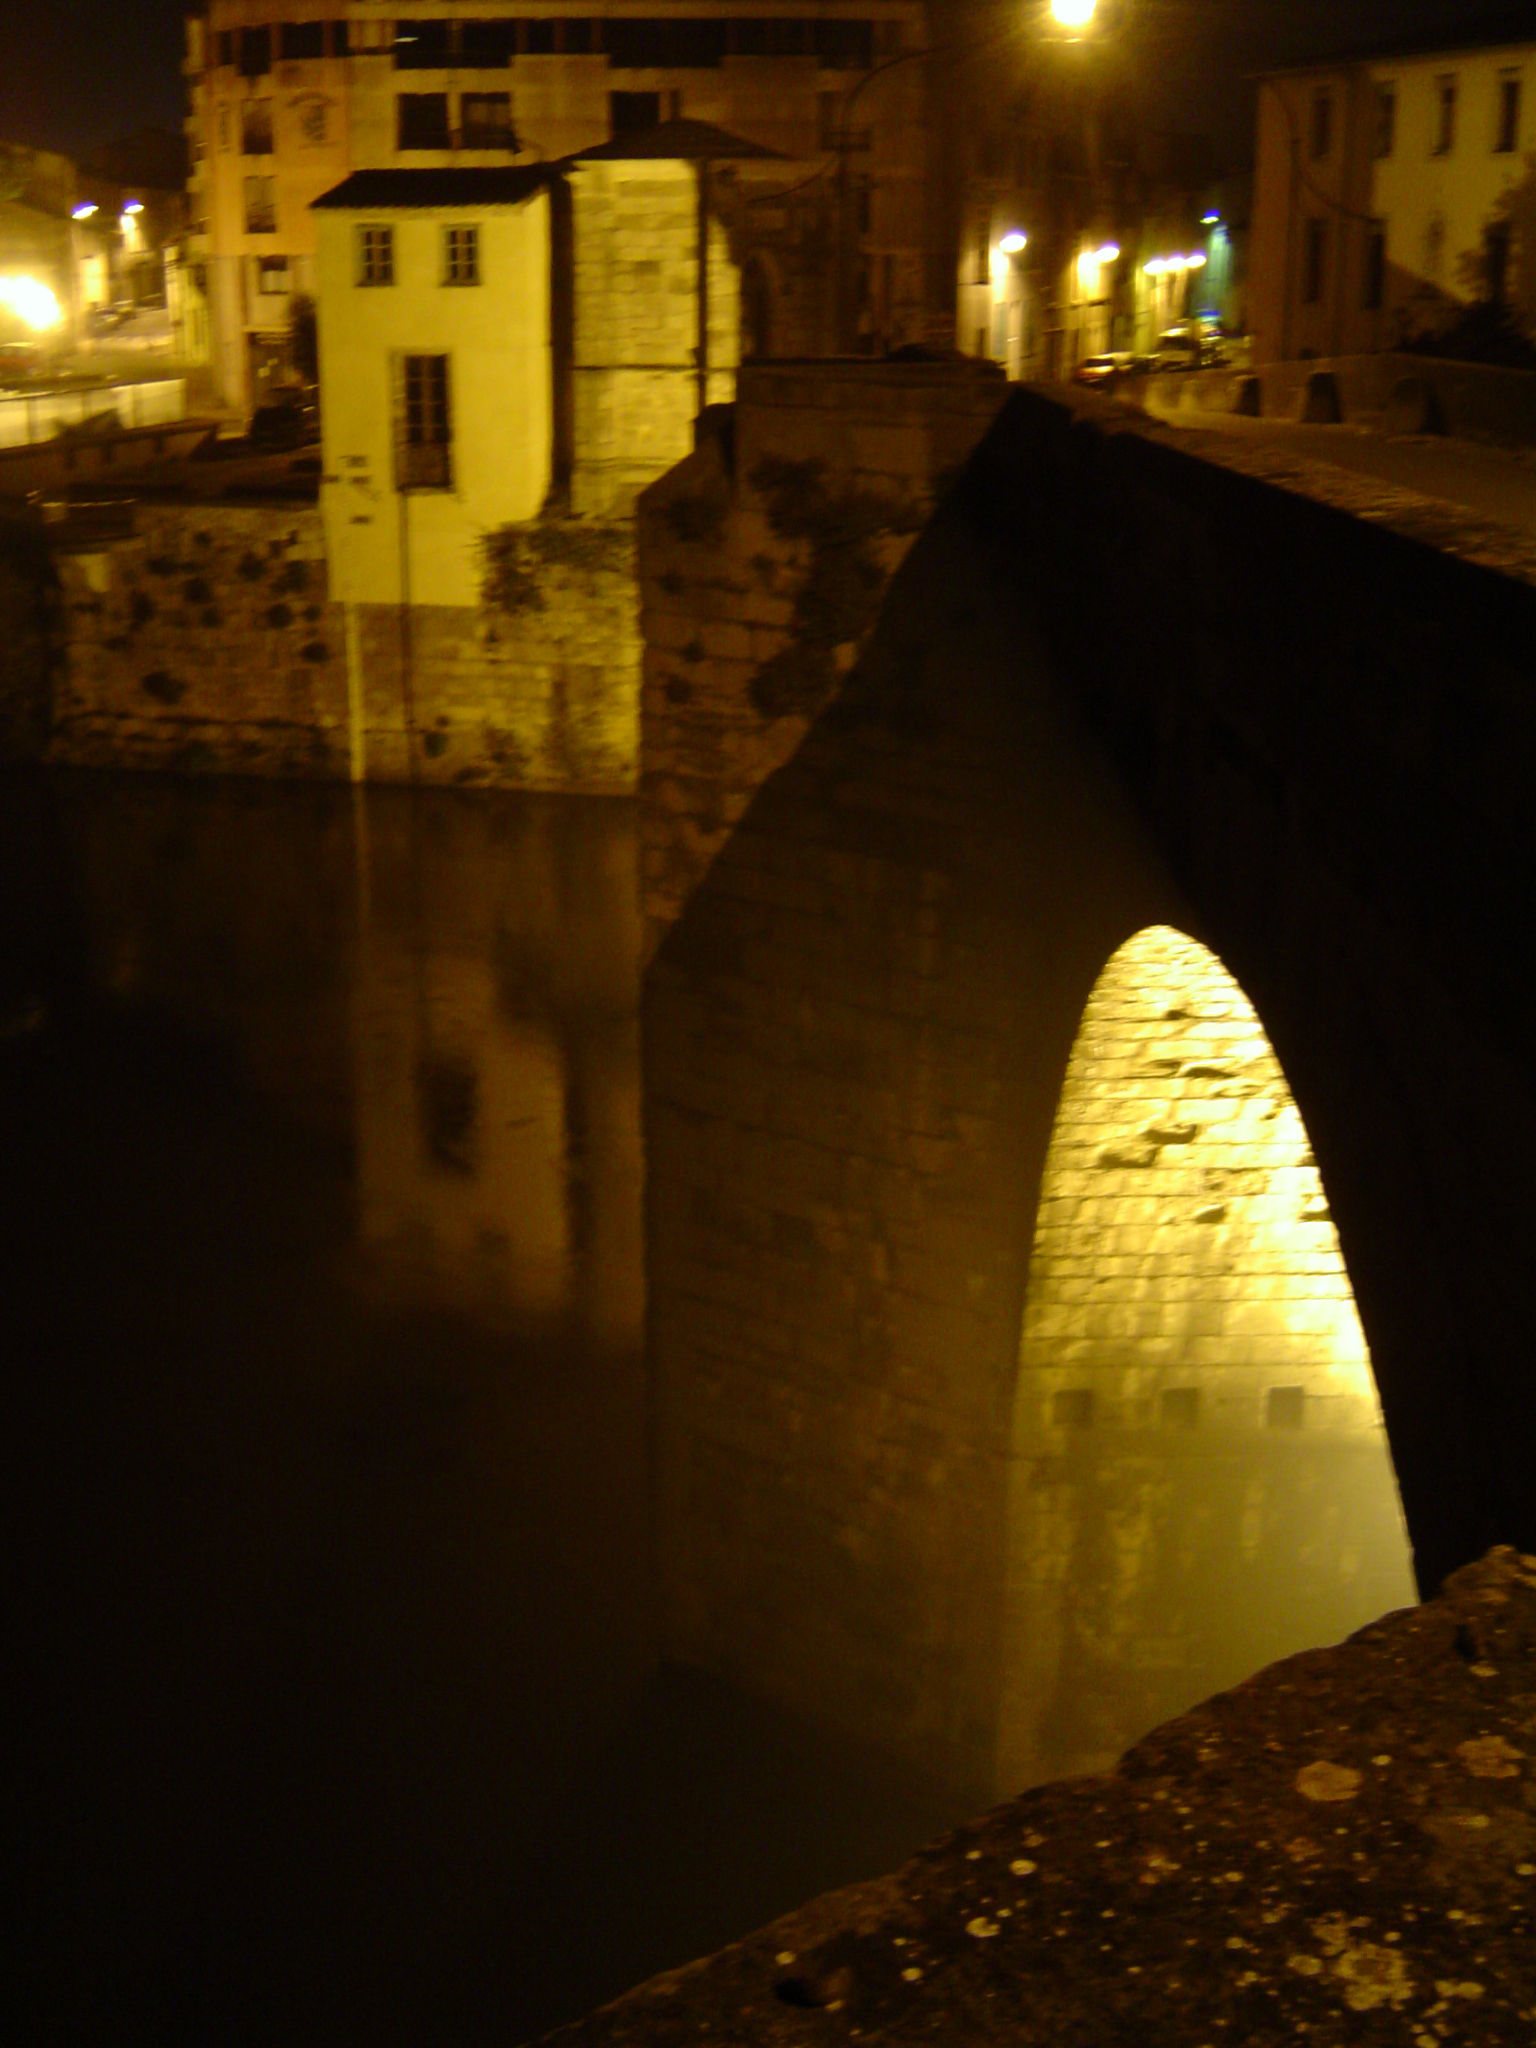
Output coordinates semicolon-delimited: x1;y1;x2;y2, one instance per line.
999;927;1416;1793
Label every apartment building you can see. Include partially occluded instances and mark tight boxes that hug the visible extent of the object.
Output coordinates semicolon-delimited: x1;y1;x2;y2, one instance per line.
1250;15;1536;363
185;2;932;414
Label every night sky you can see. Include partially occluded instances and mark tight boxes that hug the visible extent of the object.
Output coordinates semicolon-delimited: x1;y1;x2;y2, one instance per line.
0;2;1527;166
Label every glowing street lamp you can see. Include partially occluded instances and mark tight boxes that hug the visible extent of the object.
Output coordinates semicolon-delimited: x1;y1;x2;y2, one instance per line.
72;202;98;221
0;276;64;331
1050;0;1098;27
999;230;1028;255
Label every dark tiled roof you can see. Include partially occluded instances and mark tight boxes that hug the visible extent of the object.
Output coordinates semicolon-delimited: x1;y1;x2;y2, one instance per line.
311;166;561;210
1261;3;1536;76
566;118;784;162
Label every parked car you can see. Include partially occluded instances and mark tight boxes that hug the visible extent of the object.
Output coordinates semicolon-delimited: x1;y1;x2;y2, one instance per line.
84;303;135;337
1149;329;1203;372
248;389;318;450
1073;352;1136;390
0;339;43;381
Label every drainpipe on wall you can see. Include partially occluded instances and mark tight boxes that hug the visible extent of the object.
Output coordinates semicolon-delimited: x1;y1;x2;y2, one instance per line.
396;482;417;783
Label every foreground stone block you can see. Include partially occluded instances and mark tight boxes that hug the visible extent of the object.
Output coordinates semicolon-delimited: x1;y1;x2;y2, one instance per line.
548;1548;1535;2044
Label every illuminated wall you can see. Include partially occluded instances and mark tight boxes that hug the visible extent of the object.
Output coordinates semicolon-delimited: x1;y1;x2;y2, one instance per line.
1000;926;1416;1791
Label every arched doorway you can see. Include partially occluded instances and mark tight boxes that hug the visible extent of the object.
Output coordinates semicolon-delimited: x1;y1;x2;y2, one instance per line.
998;926;1416;1792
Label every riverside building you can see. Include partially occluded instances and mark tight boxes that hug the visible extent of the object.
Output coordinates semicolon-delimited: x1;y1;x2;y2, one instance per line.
184;1;933;414
1250;15;1536;363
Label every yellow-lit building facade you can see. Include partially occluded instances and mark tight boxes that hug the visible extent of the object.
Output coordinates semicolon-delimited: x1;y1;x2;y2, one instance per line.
1250;25;1536;363
186;1;932;415
315;168;557;608
315;145;743;608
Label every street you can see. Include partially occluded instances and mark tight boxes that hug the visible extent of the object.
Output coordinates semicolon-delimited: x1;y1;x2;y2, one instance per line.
1153;402;1536;540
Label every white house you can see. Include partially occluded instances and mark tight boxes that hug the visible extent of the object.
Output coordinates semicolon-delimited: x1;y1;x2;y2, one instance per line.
1250;17;1536;363
315;165;558;608
314;126;753;609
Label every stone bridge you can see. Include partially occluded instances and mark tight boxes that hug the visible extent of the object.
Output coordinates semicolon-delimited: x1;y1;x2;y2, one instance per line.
636;366;1536;1803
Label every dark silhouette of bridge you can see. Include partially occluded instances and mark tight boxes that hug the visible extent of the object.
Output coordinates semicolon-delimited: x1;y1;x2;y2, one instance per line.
641;383;1536;1797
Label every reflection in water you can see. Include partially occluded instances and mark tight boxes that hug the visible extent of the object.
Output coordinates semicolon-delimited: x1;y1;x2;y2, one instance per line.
8;774;962;2047
8;785;1422;2041
1004;927;1416;1789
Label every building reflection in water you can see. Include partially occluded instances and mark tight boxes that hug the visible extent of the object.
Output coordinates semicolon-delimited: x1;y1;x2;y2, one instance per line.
15;774;961;2044
9;777;1422;2038
346;789;644;1344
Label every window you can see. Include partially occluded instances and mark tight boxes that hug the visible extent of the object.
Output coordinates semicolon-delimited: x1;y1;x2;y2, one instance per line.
280;22;325;61
1487;218;1512;302
606;20;726;68
241;100;273;154
217;106;231;151
1303;216;1327;303
239;25;272;79
398;355;452;490
611;90;661;134
812;20;874;70
397;93;451;150
216;30;235;68
460;18;515;66
562;19;599;54
1423;209;1446;280
1373;81;1396;157
1310;88;1333;159
358;225;394;286
296;97;330;147
1363;224;1386;309
1434;73;1457;155
523;19;557;54
394;20;453;68
257;255;291;294
1498;72;1522;153
733;19;809;56
443;224;480;285
244;176;277;234
461;92;516;149
329;21;350;57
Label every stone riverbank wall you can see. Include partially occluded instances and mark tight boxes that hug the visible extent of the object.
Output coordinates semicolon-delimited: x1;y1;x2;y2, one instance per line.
43;500;639;792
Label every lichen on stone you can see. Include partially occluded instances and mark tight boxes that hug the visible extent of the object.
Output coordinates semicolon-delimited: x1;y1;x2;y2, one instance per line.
480;518;633;616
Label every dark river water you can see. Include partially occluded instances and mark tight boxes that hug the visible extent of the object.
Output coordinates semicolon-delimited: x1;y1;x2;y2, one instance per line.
7;773;966;2046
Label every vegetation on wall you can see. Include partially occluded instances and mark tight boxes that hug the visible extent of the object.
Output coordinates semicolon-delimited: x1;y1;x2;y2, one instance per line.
480;518;633;615
746;455;924;721
1409;180;1536;367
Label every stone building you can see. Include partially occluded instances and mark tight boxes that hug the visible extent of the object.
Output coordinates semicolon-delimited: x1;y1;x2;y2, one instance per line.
314;122;757;597
1250;14;1536;363
184;1;932;416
